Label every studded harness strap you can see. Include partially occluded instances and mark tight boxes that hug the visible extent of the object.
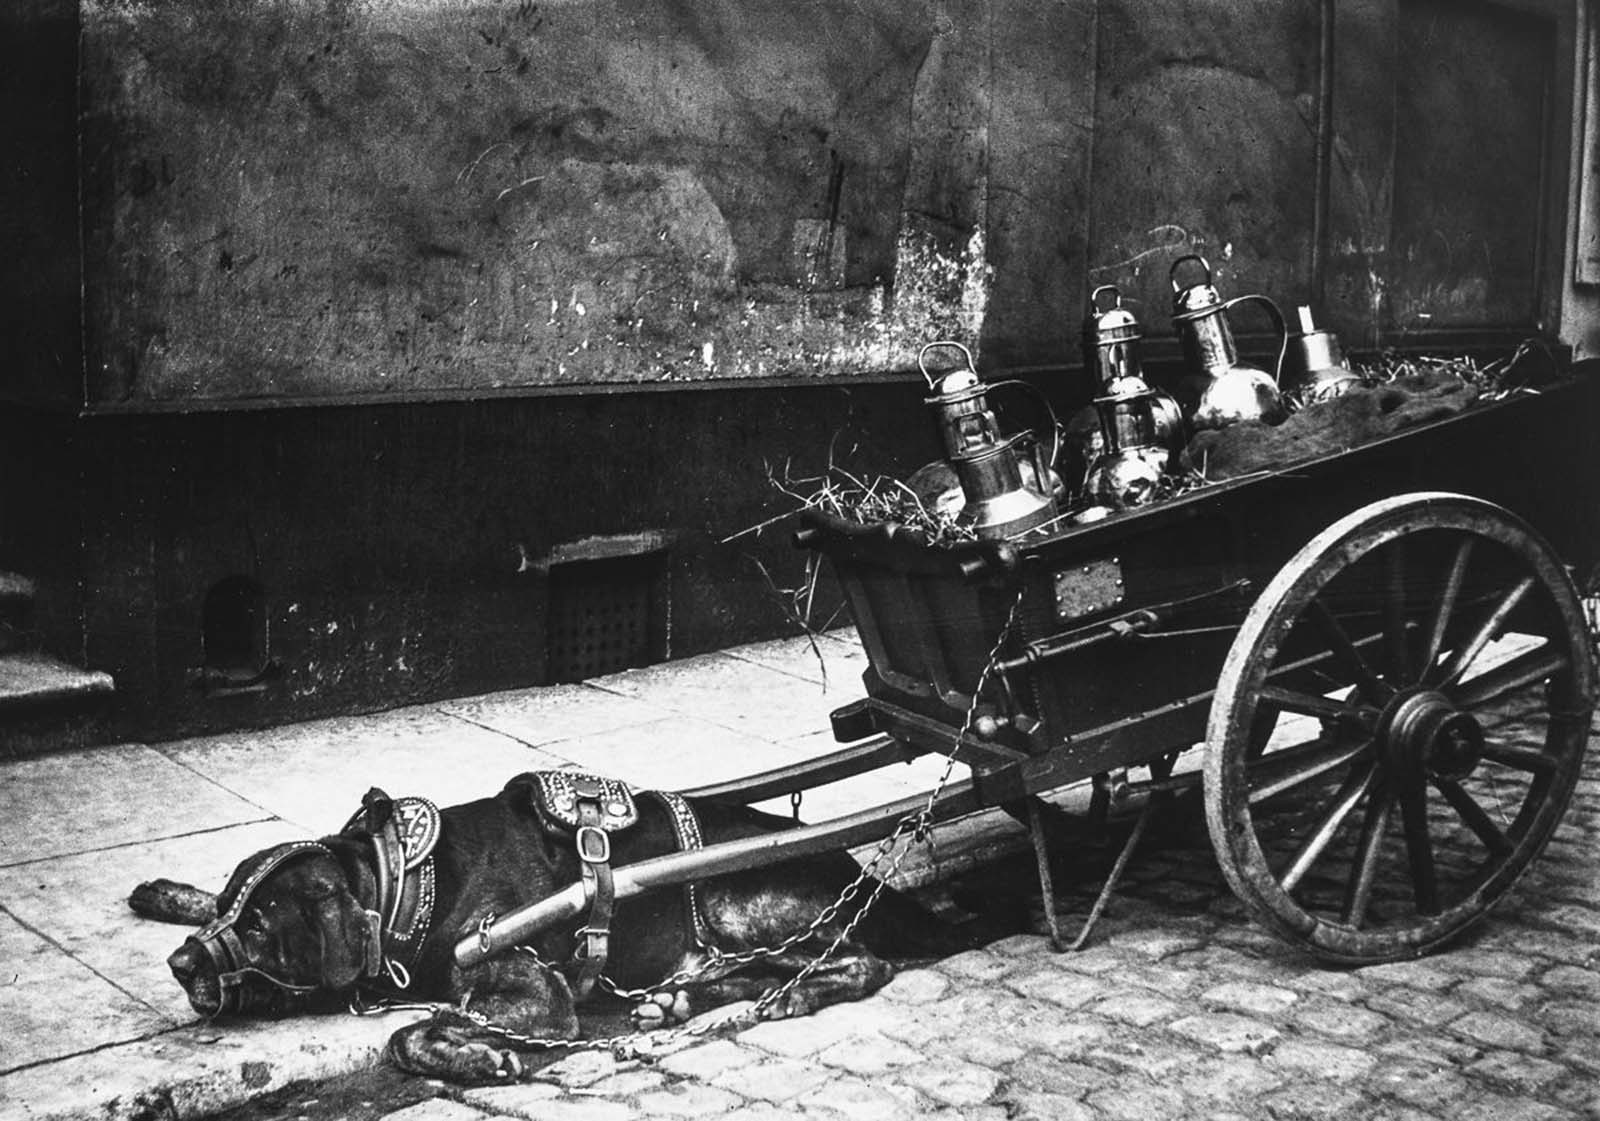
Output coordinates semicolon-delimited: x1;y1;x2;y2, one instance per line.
527;771;713;997
643;789;717;951
339;787;442;991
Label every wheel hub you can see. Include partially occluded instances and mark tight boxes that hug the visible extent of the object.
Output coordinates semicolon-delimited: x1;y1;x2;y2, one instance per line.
1379;689;1484;781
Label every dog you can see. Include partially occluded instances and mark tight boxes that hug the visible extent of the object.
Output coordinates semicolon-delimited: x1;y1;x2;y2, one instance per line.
145;771;995;1084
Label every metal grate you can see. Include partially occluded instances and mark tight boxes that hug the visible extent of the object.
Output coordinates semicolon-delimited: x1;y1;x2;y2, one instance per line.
546;553;668;683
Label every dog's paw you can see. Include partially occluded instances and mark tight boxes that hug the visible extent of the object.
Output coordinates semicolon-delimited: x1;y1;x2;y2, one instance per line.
386;1011;531;1085
453;1042;525;1085
753;989;817;1021
631;990;693;1027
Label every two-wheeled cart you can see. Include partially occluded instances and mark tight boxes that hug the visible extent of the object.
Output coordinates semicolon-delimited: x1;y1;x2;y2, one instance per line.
463;368;1598;969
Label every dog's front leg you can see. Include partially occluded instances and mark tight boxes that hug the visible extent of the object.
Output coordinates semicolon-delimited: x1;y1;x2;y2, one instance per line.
385;954;579;1085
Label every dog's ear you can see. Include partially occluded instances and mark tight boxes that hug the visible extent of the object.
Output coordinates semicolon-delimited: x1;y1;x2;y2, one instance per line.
302;866;372;991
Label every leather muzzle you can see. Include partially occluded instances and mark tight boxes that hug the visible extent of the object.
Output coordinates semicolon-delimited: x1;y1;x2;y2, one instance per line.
182;841;347;1016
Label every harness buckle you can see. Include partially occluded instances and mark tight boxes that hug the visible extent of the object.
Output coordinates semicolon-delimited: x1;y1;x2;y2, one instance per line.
575;824;611;864
573;926;611;962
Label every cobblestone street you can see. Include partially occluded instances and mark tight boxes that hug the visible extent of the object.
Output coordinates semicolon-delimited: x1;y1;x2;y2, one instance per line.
259;709;1600;1121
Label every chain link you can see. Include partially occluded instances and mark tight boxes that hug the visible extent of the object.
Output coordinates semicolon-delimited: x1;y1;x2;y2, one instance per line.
368;586;1028;1057
746;588;1027;1022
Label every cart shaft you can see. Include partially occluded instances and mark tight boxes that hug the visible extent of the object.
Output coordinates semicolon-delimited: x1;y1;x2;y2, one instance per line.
454;777;985;968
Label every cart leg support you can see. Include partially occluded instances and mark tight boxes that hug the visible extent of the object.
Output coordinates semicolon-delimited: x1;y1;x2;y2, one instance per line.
1024;799;1066;952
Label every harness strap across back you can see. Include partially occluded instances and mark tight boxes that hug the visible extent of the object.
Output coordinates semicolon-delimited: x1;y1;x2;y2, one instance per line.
569;776;616;999
521;771;714;993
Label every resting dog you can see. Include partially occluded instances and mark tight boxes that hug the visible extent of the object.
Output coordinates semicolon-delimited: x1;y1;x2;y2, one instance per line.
146;771;990;1084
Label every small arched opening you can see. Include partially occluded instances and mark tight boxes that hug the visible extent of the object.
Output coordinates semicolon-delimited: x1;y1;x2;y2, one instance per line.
199;575;274;692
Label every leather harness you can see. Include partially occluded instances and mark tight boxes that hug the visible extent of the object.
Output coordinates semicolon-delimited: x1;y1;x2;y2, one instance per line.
340;789;442;991
527;771;713;998
183;773;709;1013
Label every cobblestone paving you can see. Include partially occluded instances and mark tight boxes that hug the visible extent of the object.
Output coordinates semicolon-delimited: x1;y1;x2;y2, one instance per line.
357;710;1600;1121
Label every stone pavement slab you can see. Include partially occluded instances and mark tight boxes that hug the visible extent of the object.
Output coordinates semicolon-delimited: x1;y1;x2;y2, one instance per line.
440;685;674;751
0;744;268;861
527;713;813;793
587;652;854;745
0;909;169;1070
157;707;571;830
0;820;308;1028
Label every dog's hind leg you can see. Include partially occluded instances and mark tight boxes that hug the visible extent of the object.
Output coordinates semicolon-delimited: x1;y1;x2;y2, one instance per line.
635;947;893;1027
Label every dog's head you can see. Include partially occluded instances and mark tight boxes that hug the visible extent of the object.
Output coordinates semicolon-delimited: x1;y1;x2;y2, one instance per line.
167;841;376;1018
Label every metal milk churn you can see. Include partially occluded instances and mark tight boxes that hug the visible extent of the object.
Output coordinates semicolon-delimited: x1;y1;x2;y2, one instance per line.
1066;285;1184;480
919;341;1060;540
1169;255;1289;430
1083;389;1172;510
1283;305;1361;404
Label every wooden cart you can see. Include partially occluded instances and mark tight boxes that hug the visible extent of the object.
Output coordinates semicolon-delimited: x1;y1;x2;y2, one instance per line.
463;370;1599;968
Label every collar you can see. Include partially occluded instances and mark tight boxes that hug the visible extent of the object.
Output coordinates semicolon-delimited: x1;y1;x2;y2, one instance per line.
338;789;441;991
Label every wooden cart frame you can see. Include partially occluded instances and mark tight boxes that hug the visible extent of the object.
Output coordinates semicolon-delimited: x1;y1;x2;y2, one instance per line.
463;371;1599;969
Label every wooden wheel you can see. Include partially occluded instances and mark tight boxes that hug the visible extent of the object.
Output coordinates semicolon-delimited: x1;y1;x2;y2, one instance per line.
1204;493;1596;963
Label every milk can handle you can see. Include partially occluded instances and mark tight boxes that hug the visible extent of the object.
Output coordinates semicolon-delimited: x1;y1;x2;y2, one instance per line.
1089;284;1123;314
986;379;1062;472
917;340;977;389
1169;254;1212;293
1221;294;1289;385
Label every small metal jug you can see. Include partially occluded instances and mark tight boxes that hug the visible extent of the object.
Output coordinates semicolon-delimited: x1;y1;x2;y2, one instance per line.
920;341;1060;540
1283;305;1361;405
1170;255;1288;430
1066;285;1184;480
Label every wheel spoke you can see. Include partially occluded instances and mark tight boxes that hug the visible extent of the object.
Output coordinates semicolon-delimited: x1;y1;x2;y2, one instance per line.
1451;644;1569;711
1430;576;1536;689
1384;543;1412;684
1246;738;1372;805
1280;763;1377;894
1309;601;1393;700
1431;774;1512;857
1397;783;1439;915
1258;684;1378;729
1340;784;1393;929
1480;739;1557;776
1421;537;1474;675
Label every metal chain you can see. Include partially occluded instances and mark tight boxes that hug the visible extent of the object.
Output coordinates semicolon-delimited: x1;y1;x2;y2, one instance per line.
599;586;1028;1014
744;587;1028;1023
362;586;1028;1058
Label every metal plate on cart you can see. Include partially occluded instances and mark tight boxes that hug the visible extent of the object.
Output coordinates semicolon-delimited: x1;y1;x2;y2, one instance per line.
1053;557;1125;620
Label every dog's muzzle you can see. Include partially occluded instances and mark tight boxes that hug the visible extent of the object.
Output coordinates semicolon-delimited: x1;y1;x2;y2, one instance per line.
171;841;334;1017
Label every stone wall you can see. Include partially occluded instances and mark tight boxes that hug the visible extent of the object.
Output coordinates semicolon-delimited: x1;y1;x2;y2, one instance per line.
61;0;1572;407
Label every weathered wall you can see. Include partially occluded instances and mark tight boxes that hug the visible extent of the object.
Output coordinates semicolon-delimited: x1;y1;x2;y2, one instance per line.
79;0;995;403
1085;0;1320;326
68;0;1574;409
